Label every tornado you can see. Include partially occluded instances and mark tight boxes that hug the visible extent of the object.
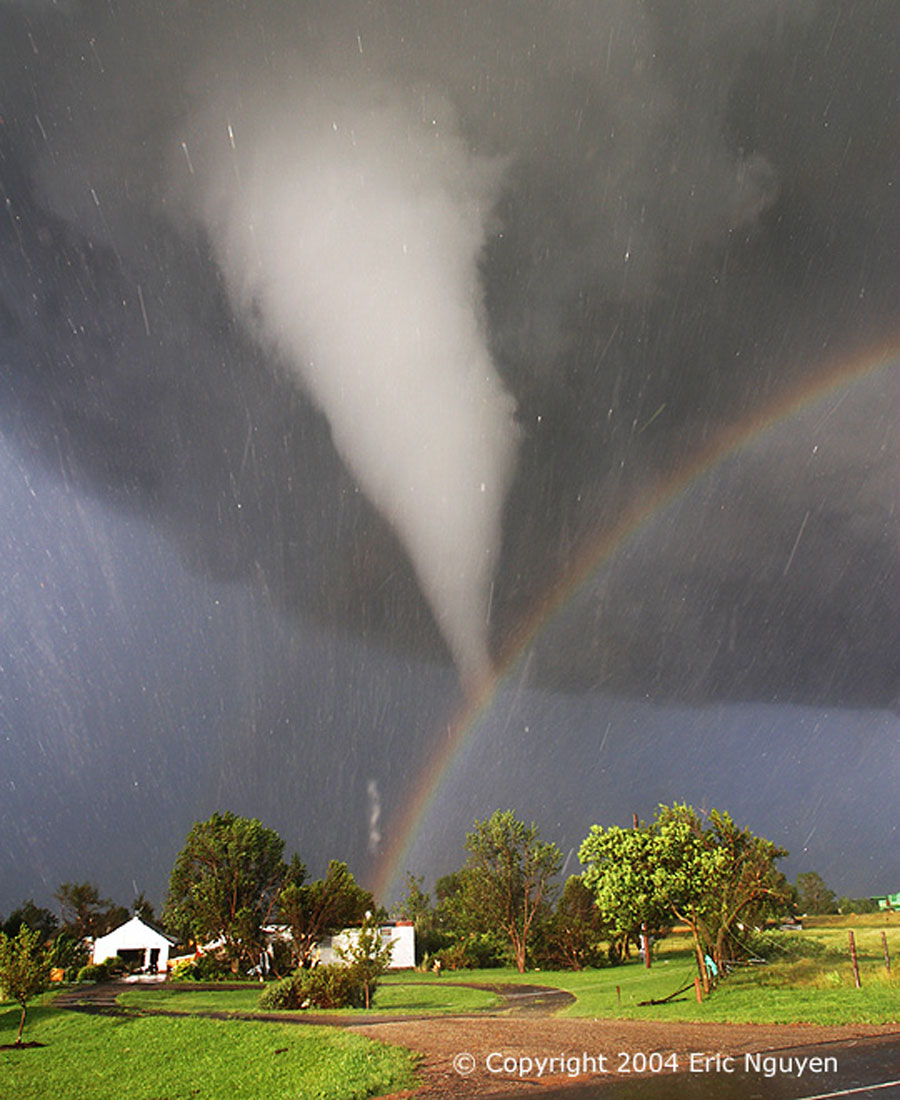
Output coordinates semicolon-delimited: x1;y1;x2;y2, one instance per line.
186;80;518;688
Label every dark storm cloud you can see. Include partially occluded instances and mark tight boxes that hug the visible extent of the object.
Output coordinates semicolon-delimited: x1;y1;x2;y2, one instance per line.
0;0;897;705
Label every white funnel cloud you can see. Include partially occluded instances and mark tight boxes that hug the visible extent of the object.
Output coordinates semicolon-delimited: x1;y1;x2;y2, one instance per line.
187;81;518;688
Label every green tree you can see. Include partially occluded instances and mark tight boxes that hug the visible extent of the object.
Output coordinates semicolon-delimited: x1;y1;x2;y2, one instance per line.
795;871;838;915
0;924;51;1044
335;911;394;1009
391;873;438;965
278;860;372;968
656;805;790;977
458;809;562;973
578;819;671;964
131;893;156;923
582;805;790;992
163;811;297;971
541;875;608;970
54;882;125;942
837;895;878;915
2;900;58;943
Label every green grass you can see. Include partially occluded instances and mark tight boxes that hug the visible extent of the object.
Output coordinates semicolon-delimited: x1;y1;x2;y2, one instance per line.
117;978;499;1016
396;917;900;1026
0;998;418;1100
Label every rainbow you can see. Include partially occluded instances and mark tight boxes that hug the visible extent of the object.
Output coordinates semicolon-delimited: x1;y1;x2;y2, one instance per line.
371;337;900;901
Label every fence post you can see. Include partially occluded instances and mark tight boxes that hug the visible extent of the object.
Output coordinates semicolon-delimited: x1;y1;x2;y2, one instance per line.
848;930;861;988
694;977;703;1003
882;930;891;974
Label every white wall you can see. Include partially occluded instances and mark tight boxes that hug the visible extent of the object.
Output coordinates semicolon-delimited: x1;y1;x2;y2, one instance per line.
316;923;415;969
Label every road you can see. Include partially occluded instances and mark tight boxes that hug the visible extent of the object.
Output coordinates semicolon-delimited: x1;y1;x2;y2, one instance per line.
533;1036;900;1100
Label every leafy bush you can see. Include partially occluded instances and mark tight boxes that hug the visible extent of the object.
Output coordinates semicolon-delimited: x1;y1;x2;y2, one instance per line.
258;975;296;1009
48;931;89;979
104;955;127;978
257;964;368;1010
170;953;235;981
437;933;508;970
77;962;110;982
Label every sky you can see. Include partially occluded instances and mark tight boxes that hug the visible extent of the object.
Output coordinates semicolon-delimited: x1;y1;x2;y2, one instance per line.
0;0;897;916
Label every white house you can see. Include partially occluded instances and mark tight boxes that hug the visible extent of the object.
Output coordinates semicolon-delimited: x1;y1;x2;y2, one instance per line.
315;921;415;970
92;915;176;974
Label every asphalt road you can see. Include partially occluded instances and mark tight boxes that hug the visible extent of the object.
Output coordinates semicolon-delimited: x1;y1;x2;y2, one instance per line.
533;1036;900;1100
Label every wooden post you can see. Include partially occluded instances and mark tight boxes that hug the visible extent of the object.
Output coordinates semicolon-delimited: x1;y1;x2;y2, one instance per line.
616;984;621;1006
848;930;861;988
882;931;891;974
694;976;703;1002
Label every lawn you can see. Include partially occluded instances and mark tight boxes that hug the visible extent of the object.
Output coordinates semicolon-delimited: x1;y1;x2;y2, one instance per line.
0;997;418;1100
390;917;900;1026
115;920;900;1028
5;916;896;1100
117;978;499;1016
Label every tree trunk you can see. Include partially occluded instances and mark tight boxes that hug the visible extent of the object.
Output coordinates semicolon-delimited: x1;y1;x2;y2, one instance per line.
17;1003;26;1044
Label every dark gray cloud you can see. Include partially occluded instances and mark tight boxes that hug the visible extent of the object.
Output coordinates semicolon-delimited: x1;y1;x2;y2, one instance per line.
0;1;898;909
2;0;894;703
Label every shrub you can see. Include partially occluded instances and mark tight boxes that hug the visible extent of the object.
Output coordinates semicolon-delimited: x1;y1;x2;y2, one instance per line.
77;962;110;982
170;953;235;981
257;964;368;1010
104;955;127;978
437;933;508;970
258;975;296;1010
48;931;89;979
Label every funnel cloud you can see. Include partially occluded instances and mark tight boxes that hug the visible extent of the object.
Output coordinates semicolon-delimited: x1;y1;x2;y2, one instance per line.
182;78;516;687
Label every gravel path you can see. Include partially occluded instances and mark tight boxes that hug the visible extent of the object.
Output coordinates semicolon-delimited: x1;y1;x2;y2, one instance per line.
349;1014;900;1097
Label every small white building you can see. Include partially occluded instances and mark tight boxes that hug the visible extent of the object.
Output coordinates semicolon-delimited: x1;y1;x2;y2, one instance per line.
92;915;176;974
316;920;415;970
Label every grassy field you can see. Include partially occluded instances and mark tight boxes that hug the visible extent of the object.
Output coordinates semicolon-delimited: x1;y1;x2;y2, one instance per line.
118;978;499;1015
408;917;900;1025
116;917;900;1027
4;916;897;1100
0;996;418;1100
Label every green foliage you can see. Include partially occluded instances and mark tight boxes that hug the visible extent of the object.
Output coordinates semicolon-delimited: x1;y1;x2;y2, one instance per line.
581;804;791;991
741;929;831;962
131;892;156;923
1;900;58;942
392;874;444;964
796;871;838;915
837;896;879;914
54;882;125;941
257;964;368;1010
277;859;371;968
163;811;296;970
170;952;240;982
335;912;395;1008
539;875;609;970
46;931;88;980
0;923;51;1043
436;931;509;970
76;962;110;982
455;809;562;973
579;822;670;960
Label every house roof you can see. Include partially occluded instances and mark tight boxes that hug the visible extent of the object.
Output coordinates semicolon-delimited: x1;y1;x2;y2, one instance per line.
93;914;176;947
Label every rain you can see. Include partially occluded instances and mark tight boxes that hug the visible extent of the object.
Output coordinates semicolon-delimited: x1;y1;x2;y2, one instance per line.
0;0;897;914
